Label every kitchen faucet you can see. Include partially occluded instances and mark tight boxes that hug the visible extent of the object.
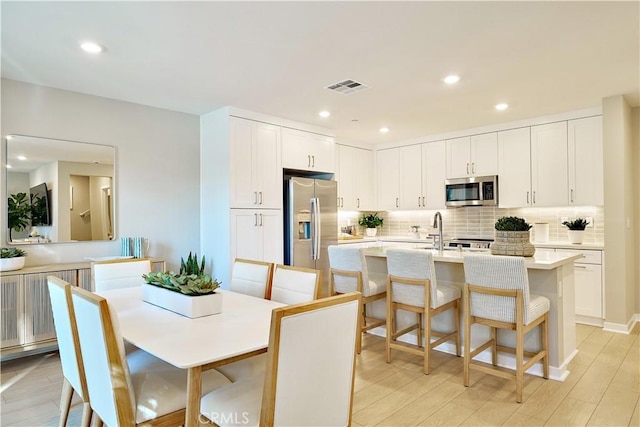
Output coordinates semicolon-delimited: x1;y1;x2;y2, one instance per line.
432;211;443;251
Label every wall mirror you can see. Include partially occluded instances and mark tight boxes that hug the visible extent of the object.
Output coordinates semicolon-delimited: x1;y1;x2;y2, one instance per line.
6;135;115;244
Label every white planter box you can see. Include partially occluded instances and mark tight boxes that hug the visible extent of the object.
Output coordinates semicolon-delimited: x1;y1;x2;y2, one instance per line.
142;283;222;318
0;257;25;272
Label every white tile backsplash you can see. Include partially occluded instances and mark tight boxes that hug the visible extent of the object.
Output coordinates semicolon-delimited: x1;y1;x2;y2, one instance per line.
339;206;604;244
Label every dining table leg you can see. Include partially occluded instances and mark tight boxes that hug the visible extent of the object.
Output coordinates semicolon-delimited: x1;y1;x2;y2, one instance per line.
186;366;203;427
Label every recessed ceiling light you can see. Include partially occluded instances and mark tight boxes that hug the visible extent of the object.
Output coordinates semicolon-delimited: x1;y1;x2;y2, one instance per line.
379;127;390;133
318;111;330;118
495;103;509;111
6;164;12;169
17;155;27;161
80;41;105;54
443;75;460;85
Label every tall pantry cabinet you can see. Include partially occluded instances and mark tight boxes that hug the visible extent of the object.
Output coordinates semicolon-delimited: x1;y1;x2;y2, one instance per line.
201;109;283;287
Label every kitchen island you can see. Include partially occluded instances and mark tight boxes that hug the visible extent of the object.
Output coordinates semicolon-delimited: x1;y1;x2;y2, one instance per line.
361;246;582;381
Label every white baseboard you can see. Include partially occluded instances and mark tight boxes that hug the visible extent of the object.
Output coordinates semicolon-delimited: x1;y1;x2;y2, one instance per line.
575;315;604;327
603;314;639;334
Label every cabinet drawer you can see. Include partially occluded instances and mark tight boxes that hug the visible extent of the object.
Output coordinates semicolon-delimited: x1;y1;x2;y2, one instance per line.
557;249;601;265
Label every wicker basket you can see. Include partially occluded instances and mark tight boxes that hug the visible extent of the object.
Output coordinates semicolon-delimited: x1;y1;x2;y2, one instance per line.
490;230;535;257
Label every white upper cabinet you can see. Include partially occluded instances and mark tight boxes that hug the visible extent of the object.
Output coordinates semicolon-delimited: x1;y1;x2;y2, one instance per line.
422;140;447;209
446;133;497;178
336;145;374;210
399;145;423;209
498;127;531;208
229;117;282;209
531;121;568;207
281;128;334;173
568;116;603;206
376;148;401;210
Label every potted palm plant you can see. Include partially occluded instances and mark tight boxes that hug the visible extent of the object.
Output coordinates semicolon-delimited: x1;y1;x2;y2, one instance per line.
359;212;384;237
0;247;27;272
142;252;222;318
490;216;535;257
562;218;589;244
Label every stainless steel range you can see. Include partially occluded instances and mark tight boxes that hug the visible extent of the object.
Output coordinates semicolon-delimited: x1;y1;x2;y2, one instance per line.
446;238;493;249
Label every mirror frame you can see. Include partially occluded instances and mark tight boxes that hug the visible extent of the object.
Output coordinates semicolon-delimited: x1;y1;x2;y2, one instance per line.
5;134;116;244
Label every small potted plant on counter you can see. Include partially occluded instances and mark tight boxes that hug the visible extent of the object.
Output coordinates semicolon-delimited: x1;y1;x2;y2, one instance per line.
0;247;27;272
359;212;384;237
490;216;535;257
142;252;222;318
562;218;589;244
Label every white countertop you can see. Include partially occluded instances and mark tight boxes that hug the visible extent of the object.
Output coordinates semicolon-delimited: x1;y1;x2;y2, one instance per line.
361;245;583;270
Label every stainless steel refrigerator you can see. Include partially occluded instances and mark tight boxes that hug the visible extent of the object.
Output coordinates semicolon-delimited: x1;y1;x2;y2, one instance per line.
284;176;337;297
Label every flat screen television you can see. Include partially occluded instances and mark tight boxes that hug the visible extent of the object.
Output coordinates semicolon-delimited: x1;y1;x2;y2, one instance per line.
30;183;52;226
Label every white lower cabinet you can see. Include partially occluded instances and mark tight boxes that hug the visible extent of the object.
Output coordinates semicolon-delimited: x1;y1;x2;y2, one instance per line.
230;209;283;264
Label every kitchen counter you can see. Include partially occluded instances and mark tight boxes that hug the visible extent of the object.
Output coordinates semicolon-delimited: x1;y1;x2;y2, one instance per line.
533;241;605;250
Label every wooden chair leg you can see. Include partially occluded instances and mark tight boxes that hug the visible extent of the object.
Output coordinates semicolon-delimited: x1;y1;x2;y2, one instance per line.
515;324;524;403
385;282;393;363
491;327;498;366
91;415;103;427
80;401;93;427
416;312;423;348
356;301;364;354
423;307;431;375
463;287;471;387
542;313;549;379
58;378;73;427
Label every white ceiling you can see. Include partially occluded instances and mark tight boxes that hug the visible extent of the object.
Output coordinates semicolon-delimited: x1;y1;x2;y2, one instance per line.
2;1;639;146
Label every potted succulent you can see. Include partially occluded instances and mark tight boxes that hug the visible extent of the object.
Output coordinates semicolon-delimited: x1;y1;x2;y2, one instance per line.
359;212;384;237
0;247;27;272
8;193;31;242
562;218;589;244
142;252;222;318
490;216;535;257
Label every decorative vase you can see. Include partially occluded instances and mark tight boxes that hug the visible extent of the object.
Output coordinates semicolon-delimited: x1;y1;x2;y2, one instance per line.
0;257;26;272
142;284;222;318
366;228;377;237
490;231;535;257
567;230;585;244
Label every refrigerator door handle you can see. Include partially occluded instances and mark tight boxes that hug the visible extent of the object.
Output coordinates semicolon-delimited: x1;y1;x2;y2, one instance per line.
310;197;321;260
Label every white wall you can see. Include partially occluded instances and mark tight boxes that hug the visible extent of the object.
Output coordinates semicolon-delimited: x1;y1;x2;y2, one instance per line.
1;79;201;271
602;95;637;329
633;107;640;317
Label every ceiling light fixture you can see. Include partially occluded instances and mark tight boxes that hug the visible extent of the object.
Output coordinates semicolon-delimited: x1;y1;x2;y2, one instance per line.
443;75;460;84
379;127;390;133
318;111;330;118
17;155;27;161
495;103;509;111
80;41;105;54
6;164;12;169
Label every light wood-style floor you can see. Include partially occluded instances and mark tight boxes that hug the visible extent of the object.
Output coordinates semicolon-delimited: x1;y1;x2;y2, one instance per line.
1;323;638;426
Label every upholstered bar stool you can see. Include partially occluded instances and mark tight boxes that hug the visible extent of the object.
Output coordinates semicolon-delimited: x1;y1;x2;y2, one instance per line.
386;248;461;374
462;254;550;403
328;245;386;353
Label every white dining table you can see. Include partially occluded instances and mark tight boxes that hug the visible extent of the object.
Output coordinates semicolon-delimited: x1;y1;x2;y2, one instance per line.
96;287;285;427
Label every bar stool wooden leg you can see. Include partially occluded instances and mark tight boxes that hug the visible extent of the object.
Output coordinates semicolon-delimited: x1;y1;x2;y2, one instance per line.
463;285;471;387
416;312;423;348
491;327;498;366
454;299;461;357
386;278;393;363
516;323;524;403
542;313;549;379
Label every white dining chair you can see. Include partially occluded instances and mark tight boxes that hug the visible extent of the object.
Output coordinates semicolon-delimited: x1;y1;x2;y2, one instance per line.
328;245;386;353
200;292;361;427
47;276;92;427
69;286;232;426
462;254;550;403
386;248;461;374
92;258;151;292
229;258;274;299
269;264;321;304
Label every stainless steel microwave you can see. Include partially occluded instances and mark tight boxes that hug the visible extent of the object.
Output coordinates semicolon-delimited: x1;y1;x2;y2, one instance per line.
445;175;498;207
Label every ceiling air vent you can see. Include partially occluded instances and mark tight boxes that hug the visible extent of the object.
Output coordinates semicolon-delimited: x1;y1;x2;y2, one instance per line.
326;79;369;95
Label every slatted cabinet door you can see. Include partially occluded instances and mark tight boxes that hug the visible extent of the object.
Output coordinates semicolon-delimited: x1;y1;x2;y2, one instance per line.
23;270;77;344
0;275;23;348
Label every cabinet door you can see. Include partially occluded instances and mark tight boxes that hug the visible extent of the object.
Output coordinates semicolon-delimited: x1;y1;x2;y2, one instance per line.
78;268;92;291
281;128;334;173
400;145;423;209
422;140;446;209
229;117;258;208
470;132;498;176
24;270;76;344
498;127;531;208
336;145;355;210
531;121;568;207
259;210;283;264
568;116;603;206
230;210;261;262
376;148;400;210
353;148;374;210
254;123;282;208
1;275;22;348
446;136;471;178
574;263;603;318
